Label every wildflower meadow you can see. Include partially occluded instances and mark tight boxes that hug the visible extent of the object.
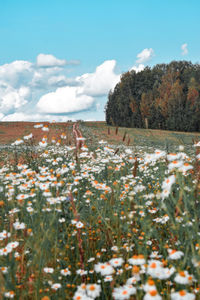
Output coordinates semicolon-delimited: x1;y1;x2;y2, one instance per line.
0;122;200;300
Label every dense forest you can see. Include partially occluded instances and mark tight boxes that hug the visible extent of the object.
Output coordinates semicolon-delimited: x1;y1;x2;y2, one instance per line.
105;61;200;132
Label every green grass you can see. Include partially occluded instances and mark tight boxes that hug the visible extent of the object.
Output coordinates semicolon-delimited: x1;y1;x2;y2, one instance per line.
81;121;200;152
0;122;199;299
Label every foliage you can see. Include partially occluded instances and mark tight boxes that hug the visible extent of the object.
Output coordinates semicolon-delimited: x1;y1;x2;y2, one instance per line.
105;61;200;132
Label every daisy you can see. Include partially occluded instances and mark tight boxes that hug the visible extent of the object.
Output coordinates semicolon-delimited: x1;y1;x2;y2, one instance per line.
24;133;33;140
42;125;49;132
179;163;193;173
76;221;84;229
0;230;11;240
154;149;166;159
13;221;26;230
1;266;8;274
34;123;43;128
143;279;157;292
174;271;190;285
26;206;34;212
60;268;71;276
87;257;95;263
16;193;29;201
171;290;195;300
158;266;175;279
39;183;50;190
168;160;183;170
76;269;88;276
126;275;141;285
7;241;19;250
109;257;124;268
143;290;162;300
61;133;67;139
94;262;115;276
104;275;113;282
12;139;24;146
4;291;15;298
112;285;136;300
59;218;65;223
51;283;61;290
73;292;93;300
147;260;163;278
161;188;171;199
86;284;101;298
128;255;145;265
39;141;47;147
168;249;184;260
162;175;176;190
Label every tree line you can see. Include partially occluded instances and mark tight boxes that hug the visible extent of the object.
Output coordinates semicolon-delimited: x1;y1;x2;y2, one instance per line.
105;61;200;132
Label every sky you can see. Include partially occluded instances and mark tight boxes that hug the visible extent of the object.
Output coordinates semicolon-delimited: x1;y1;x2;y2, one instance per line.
0;0;200;122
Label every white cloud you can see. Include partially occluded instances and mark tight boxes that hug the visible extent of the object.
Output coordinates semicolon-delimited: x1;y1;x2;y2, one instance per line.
0;57;75;114
0;89;28;112
37;86;95;113
0;81;30;113
0;56;120;121
0;60;33;86
76;60;120;96
136;48;154;64
47;75;69;87
18;86;30;98
31;67;69;89
181;43;188;56
0;112;75;122
36;54;67;68
130;64;145;73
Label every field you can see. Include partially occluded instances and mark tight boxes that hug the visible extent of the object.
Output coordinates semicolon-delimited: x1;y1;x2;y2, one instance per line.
0;121;200;299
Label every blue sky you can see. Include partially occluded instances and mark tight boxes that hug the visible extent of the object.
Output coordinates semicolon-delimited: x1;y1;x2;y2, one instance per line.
0;0;199;121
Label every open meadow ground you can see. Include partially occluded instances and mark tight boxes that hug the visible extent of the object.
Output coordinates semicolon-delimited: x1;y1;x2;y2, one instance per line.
0;122;200;299
1;121;200;150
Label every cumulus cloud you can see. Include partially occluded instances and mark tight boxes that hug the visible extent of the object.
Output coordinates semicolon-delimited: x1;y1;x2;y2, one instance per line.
0;55;120;120
37;86;95;113
0;60;33;86
31;67;70;89
181;43;188;56
36;60;120;115
76;60;120;96
0;89;28;112
36;54;67;68
0;56;80;115
129;48;154;73
0;112;75;122
0;81;30;113
136;48;154;64
130;64;145;73
47;75;69;87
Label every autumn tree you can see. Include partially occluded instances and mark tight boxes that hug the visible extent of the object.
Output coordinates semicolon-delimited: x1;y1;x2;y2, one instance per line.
105;61;200;132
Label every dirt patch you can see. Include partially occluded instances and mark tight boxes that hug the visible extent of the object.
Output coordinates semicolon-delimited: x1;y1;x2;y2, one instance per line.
0;122;73;145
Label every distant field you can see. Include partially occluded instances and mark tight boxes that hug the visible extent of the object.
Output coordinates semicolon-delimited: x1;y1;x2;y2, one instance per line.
0;121;199;152
81;121;200;152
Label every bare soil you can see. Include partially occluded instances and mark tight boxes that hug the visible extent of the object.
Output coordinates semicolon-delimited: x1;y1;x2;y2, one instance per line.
0;122;73;144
